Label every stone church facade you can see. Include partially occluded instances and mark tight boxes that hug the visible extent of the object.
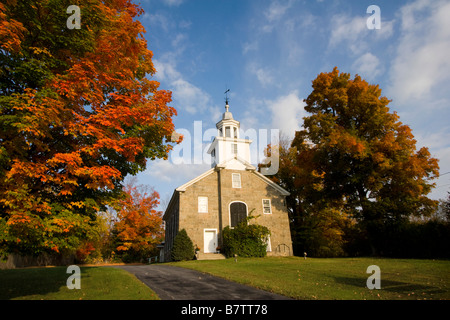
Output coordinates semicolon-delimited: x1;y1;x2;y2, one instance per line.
162;103;292;261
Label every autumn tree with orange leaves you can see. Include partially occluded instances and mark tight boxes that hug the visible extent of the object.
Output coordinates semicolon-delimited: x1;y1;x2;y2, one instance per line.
0;0;178;257
267;67;440;256
110;179;163;262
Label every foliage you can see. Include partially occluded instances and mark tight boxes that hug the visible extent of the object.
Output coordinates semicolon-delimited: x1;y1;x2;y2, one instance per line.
111;179;163;262
171;229;195;262
75;210;112;264
262;137;353;257
296;206;354;257
298;67;439;231
265;67;440;256
222;214;270;258
0;0;178;256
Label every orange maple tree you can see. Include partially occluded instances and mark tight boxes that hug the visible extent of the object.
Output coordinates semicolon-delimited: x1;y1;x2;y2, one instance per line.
0;0;177;256
112;180;163;261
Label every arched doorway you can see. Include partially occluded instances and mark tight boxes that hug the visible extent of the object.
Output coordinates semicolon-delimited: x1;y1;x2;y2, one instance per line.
229;202;247;227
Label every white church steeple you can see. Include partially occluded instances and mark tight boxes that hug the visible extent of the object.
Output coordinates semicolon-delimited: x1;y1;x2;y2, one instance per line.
207;100;253;170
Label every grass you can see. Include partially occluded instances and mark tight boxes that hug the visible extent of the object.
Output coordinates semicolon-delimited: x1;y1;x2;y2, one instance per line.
0;266;159;300
169;256;450;300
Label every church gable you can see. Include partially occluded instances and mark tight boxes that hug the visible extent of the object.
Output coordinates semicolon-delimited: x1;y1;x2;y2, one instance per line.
175;165;289;198
176;168;215;192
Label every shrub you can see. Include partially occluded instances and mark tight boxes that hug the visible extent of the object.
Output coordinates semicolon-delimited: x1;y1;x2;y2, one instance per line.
171;229;195;261
222;217;270;258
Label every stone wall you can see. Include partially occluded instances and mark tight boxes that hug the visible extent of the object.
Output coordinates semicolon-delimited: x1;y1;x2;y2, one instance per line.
179;170;221;252
162;191;180;262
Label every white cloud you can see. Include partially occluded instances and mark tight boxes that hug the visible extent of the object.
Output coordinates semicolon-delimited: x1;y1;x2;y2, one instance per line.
330;15;368;53
267;91;306;138
154;56;216;116
352;52;382;80
242;41;258;55
171;78;212;114
384;0;450;201
254;68;274;87
248;63;274;87
415;129;450;200
240;97;267;132
142;12;173;32
259;0;295;33
179;20;192;29
161;0;185;7
171;33;187;48
149;13;216;117
329;14;394;55
389;0;450;104
153;59;180;82
265;1;293;22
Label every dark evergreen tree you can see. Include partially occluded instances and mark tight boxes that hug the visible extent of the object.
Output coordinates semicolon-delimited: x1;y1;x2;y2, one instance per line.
171;229;194;261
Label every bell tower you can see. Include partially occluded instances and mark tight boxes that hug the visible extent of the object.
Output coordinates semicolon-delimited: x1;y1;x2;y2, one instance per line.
207;100;252;168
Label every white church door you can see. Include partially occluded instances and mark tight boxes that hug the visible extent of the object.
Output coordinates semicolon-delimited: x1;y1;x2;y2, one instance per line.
204;229;217;253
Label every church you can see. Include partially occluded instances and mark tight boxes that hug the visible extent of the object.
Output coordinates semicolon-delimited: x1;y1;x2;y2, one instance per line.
161;101;293;261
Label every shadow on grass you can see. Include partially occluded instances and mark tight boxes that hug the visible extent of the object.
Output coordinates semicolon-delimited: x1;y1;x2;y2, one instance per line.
332;276;446;295
0;266;94;300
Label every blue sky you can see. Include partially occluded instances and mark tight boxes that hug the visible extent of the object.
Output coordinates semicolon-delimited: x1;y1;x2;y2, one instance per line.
133;0;450;207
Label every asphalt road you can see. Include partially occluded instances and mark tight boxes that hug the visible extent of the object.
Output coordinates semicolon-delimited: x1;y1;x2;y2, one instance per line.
116;264;291;300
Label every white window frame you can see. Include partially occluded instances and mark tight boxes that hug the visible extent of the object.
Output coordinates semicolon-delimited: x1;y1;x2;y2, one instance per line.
232;173;241;188
231;143;237;155
265;235;272;252
262;199;272;214
198;196;208;213
229;201;248;228
225;127;231;137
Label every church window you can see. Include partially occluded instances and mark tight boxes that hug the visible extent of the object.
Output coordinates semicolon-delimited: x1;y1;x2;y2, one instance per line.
230;202;247;227
198;196;208;213
231;143;237;155
262;199;272;214
233;127;238;138
232;173;241;188
225;127;231;137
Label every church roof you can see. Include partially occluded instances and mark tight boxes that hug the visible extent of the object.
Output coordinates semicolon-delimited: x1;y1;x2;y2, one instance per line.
175;168;215;192
221;104;234;120
222;111;233;120
174;157;290;196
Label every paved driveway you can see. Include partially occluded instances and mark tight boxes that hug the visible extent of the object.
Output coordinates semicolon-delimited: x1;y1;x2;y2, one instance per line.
116;264;291;300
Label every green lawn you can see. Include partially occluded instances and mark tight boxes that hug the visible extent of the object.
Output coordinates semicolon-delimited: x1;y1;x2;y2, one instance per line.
169;256;450;300
0;266;159;300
